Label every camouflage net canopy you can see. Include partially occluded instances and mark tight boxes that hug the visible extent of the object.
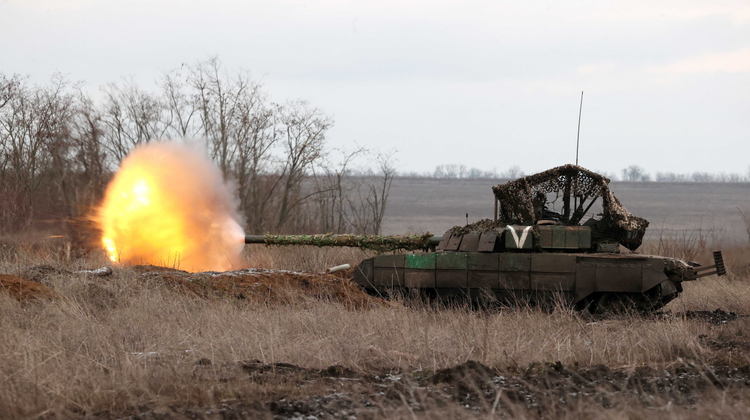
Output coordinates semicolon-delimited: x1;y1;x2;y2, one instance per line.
492;164;649;249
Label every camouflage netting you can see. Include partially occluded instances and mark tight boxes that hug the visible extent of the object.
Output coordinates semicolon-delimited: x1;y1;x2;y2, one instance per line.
491;164;649;233
262;233;436;253
450;219;506;235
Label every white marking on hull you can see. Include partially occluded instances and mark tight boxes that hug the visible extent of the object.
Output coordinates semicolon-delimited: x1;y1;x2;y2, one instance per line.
507;225;533;248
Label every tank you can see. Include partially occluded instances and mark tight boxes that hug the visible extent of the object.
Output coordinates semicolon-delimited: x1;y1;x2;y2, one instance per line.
245;164;727;312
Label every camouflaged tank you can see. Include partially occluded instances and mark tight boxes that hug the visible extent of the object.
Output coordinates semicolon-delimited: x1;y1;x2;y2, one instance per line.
246;164;727;312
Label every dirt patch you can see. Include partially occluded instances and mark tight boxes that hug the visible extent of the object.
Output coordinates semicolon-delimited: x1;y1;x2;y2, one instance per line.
667;309;745;325
422;360;750;416
682;309;743;324
267;360;749;417
0;274;57;301
650;309;745;325
430;360;498;385
698;334;750;351
84;360;750;419
133;265;387;309
241;360;361;383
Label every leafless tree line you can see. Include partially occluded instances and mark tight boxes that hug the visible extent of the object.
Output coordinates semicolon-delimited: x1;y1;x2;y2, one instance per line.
653;171;750;183
406;163;749;183
396;164;525;179
0;58;395;237
622;165;750;183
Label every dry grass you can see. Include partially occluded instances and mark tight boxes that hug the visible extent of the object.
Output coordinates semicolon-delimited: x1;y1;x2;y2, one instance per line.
0;235;749;418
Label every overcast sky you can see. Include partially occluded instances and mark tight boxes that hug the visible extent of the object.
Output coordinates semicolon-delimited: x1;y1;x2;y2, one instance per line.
2;0;748;176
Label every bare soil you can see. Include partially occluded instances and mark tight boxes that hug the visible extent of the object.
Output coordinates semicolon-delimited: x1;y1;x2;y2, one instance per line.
91;357;750;419
9;264;385;309
675;308;744;325
131;265;386;310
0;273;57;300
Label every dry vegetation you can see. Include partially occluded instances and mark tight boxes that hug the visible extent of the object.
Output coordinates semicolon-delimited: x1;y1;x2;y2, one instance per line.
0;234;748;419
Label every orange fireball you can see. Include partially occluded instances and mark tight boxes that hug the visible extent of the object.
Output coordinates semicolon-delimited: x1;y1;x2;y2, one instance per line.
96;142;245;272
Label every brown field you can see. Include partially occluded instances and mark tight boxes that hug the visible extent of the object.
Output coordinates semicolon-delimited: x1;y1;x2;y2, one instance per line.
383;178;750;244
1;232;750;419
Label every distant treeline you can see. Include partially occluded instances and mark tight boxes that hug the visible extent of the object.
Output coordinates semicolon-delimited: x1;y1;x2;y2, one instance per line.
404;164;750;182
620;165;749;183
399;164;525;180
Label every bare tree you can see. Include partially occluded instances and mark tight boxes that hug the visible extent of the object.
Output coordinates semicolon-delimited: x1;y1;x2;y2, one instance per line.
70;89;108;205
739;208;750;244
0;74;20;185
0;75;34;229
621;165;651;182
312;147;365;233
500;165;524;179
39;76;79;219
366;151;396;234
457;164;467;179
345;186;373;234
0;74;21;111
100;79;166;162
433;164;460;178
346;151;397;234
0;74;77;228
467;167;483;179
656;172;686;182
160;58;284;232
160;69;201;138
188;57;262;177
275;100;333;231
233;101;283;233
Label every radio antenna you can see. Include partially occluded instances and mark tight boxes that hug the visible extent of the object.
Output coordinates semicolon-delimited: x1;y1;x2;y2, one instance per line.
575;91;583;166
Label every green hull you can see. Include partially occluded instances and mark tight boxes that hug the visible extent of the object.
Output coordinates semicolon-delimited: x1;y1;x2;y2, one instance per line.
352;251;697;311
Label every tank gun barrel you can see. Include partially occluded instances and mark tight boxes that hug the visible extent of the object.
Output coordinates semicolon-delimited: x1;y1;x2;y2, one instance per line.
244;233;441;253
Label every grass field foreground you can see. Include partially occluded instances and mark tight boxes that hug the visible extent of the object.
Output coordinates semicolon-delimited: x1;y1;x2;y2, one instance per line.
0;237;749;418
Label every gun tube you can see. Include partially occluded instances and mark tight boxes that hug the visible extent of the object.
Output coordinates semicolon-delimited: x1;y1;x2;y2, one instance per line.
244;234;442;251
